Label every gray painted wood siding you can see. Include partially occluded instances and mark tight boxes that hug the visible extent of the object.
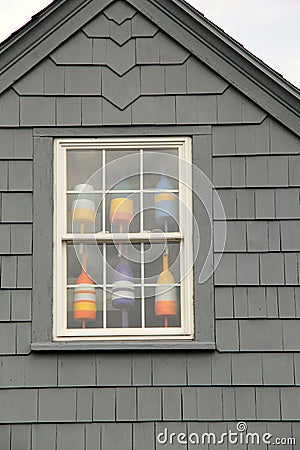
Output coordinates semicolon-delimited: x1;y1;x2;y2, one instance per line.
2;422;298;450
212;114;299;356
2;8;268;128
0;0;299;446
0;385;299;423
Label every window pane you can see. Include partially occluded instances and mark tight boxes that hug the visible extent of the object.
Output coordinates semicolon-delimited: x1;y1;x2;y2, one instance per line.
106;243;141;328
67;150;102;190
144;242;180;284
67;243;103;285
144;242;181;328
106;286;142;329
143;192;179;232
67;243;103;330
145;285;181;328
106;192;140;233
67;287;103;329
67;192;102;233
106;243;141;282
143;149;178;190
105;150;140;191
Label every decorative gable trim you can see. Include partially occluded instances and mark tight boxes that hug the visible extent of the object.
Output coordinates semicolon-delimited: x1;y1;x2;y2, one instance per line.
0;0;299;135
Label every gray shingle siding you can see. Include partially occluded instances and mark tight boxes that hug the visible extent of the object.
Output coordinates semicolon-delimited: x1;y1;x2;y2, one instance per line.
1;351;300;389
214;188;299;220
0;386;299;423
1;422;300;449
0;0;299;444
0;90;19;126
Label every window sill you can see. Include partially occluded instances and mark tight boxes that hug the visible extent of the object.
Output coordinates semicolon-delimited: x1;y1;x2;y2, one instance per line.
31;341;216;352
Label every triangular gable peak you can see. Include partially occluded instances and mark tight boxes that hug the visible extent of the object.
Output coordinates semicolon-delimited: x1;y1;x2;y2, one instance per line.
0;0;298;133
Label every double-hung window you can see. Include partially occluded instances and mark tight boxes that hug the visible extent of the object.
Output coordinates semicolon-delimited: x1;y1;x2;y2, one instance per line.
54;137;193;341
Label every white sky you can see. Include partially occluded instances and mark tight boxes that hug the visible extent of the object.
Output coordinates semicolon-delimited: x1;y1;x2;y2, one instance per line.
0;0;299;87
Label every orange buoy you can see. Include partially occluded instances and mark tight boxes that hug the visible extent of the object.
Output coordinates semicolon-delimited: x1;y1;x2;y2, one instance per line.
155;253;177;326
110;180;133;231
73;270;96;324
110;197;133;226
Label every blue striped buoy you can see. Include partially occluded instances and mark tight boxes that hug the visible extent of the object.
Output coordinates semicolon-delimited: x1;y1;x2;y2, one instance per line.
154;176;177;230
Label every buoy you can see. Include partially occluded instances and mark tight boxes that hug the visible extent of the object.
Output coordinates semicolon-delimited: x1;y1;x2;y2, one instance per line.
110;179;133;232
73;270;97;328
155;253;177;327
154;176;177;232
112;259;135;327
72;184;95;230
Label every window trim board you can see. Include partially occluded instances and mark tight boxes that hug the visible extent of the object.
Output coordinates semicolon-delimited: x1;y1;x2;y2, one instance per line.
32;128;214;351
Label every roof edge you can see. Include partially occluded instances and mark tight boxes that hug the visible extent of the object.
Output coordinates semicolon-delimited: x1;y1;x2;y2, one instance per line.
0;0;112;93
131;0;299;134
0;0;65;57
172;0;299;96
0;0;100;76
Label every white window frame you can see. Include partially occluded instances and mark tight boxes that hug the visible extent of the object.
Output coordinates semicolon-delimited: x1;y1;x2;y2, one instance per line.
53;137;193;341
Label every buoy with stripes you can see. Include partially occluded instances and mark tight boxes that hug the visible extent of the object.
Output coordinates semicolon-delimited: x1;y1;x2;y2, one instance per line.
73;270;97;328
155;253;177;327
72;184;96;230
154;176;177;232
110;179;133;232
112;259;135;327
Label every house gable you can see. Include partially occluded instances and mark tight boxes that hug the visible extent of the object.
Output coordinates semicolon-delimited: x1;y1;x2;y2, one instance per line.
1;0;267;128
0;0;298;134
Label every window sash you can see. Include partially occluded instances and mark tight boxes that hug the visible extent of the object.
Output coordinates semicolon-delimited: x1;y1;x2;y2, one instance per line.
54;137;193;341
